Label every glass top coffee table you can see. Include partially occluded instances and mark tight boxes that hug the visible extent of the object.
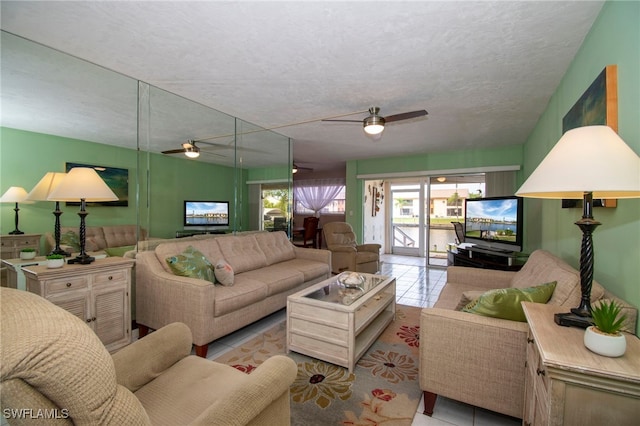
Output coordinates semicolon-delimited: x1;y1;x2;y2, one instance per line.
286;272;396;372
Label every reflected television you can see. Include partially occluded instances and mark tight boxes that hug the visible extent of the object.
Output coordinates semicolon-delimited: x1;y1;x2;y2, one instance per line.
183;200;229;227
463;196;523;253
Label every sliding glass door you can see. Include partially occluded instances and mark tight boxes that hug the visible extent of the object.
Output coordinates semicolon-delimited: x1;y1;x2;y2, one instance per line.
426;175;485;266
387;175;486;266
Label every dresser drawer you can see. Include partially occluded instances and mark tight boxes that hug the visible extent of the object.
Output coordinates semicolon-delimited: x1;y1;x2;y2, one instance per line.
43;276;89;296
93;269;128;284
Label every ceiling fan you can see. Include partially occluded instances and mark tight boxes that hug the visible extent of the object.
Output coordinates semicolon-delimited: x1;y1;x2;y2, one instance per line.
322;107;428;136
162;140;205;158
162;139;268;159
292;163;313;174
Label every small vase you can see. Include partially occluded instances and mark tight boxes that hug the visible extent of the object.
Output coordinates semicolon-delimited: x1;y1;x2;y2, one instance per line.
47;258;65;269
20;251;36;260
584;326;626;357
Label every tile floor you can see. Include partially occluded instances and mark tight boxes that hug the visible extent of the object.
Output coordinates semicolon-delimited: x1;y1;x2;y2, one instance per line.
174;254;520;426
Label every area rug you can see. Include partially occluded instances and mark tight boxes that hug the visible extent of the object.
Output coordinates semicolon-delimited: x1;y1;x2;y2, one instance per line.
213;305;422;425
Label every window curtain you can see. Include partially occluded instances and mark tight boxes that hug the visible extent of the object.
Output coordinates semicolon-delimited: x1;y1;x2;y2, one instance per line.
485;171;516;197
294;178;345;216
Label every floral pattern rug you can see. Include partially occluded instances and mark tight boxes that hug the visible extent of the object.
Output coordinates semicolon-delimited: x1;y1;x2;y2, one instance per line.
213;305;422;425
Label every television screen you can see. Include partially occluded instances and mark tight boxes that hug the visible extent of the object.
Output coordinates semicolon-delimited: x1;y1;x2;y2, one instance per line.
184;200;229;227
463;196;523;252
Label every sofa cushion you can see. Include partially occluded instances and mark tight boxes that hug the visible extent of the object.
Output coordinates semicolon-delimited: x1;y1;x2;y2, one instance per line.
105;245;136;257
254;231;296;265
463;281;557;322
213;276;268;316
510;250;578;306
455;290;486;311
356;251;378;264
277;258;331;282
216;235;268;274
155;240;223;274
103;225;144;248
165;246;216;284
60;230;81;252
214;260;234;286
241;265;304;296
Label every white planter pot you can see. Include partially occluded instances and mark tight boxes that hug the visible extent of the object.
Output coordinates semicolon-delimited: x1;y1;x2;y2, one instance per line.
20;251;36;260
584;326;626;357
47;258;65;269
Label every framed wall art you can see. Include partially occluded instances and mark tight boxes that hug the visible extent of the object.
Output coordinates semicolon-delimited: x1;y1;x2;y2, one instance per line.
65;162;129;206
561;64;618;208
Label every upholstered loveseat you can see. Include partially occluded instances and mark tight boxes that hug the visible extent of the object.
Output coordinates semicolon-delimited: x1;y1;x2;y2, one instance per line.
419;249;637;419
1;287;297;425
135;231;331;357
44;224;146;256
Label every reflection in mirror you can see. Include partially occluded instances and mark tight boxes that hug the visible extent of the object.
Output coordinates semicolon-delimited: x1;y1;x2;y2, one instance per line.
1;31;140;245
1;31;293;249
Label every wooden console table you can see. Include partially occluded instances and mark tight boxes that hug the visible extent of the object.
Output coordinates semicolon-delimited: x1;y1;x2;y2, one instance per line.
23;257;134;353
522;302;640;425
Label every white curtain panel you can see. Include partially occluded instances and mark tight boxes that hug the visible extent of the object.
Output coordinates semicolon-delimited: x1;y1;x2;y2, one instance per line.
294;178;345;215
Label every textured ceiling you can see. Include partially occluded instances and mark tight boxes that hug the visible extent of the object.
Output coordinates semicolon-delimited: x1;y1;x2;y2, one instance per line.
0;1;604;171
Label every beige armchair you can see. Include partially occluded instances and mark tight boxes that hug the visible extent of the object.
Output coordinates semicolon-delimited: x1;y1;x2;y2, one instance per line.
1;288;297;426
322;222;381;274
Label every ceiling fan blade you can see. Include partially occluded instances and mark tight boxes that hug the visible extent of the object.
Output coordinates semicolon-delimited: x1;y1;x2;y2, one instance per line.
321;119;364;123
161;148;186;155
384;110;428;123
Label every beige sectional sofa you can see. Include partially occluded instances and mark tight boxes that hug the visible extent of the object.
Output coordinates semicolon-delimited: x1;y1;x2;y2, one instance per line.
419;249;637;419
44;224;146;255
135;231;331;357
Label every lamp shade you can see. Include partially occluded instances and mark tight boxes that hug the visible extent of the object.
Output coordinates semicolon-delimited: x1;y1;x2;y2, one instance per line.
0;186;30;203
47;168;118;202
516;126;640;199
27;172;67;201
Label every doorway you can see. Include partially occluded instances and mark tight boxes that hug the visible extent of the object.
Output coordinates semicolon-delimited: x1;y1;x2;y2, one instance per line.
387;175;485;266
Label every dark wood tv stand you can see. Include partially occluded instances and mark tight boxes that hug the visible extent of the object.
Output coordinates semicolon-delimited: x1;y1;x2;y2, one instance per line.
176;230;228;238
447;246;528;271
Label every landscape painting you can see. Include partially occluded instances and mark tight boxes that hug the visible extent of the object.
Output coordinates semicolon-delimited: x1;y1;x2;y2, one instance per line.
65;162;129;207
561;65;617;208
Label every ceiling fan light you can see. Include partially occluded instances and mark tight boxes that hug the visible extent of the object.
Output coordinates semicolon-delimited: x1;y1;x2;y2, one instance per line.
184;146;200;158
363;115;385;135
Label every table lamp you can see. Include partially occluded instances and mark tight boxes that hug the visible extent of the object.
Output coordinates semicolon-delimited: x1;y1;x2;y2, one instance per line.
516;125;640;327
27;172;71;256
47;167;118;264
1;186;31;235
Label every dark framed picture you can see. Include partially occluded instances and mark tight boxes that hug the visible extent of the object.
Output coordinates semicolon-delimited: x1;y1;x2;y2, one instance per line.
65;162;129;207
561;65;618;209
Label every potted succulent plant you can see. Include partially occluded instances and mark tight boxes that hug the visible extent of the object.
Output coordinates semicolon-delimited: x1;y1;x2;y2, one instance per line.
20;248;37;260
46;254;65;269
584;300;627;357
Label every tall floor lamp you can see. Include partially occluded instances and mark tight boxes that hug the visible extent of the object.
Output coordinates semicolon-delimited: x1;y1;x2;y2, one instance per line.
516;126;640;326
0;186;31;235
47;168;118;265
27;172;71;256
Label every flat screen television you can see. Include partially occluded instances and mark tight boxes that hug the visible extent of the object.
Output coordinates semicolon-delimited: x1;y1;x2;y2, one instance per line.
463;195;523;253
183;200;229;227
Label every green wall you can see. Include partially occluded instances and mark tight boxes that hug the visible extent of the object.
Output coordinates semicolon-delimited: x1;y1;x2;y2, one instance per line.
521;0;640;332
346;145;524;242
0;127;238;244
345;1;639;333
0;128;139;238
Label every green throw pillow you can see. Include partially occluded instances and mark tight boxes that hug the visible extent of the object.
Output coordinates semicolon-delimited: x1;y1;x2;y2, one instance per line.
463;281;557;322
166;246;216;284
104;245;136;257
60;230;81;252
